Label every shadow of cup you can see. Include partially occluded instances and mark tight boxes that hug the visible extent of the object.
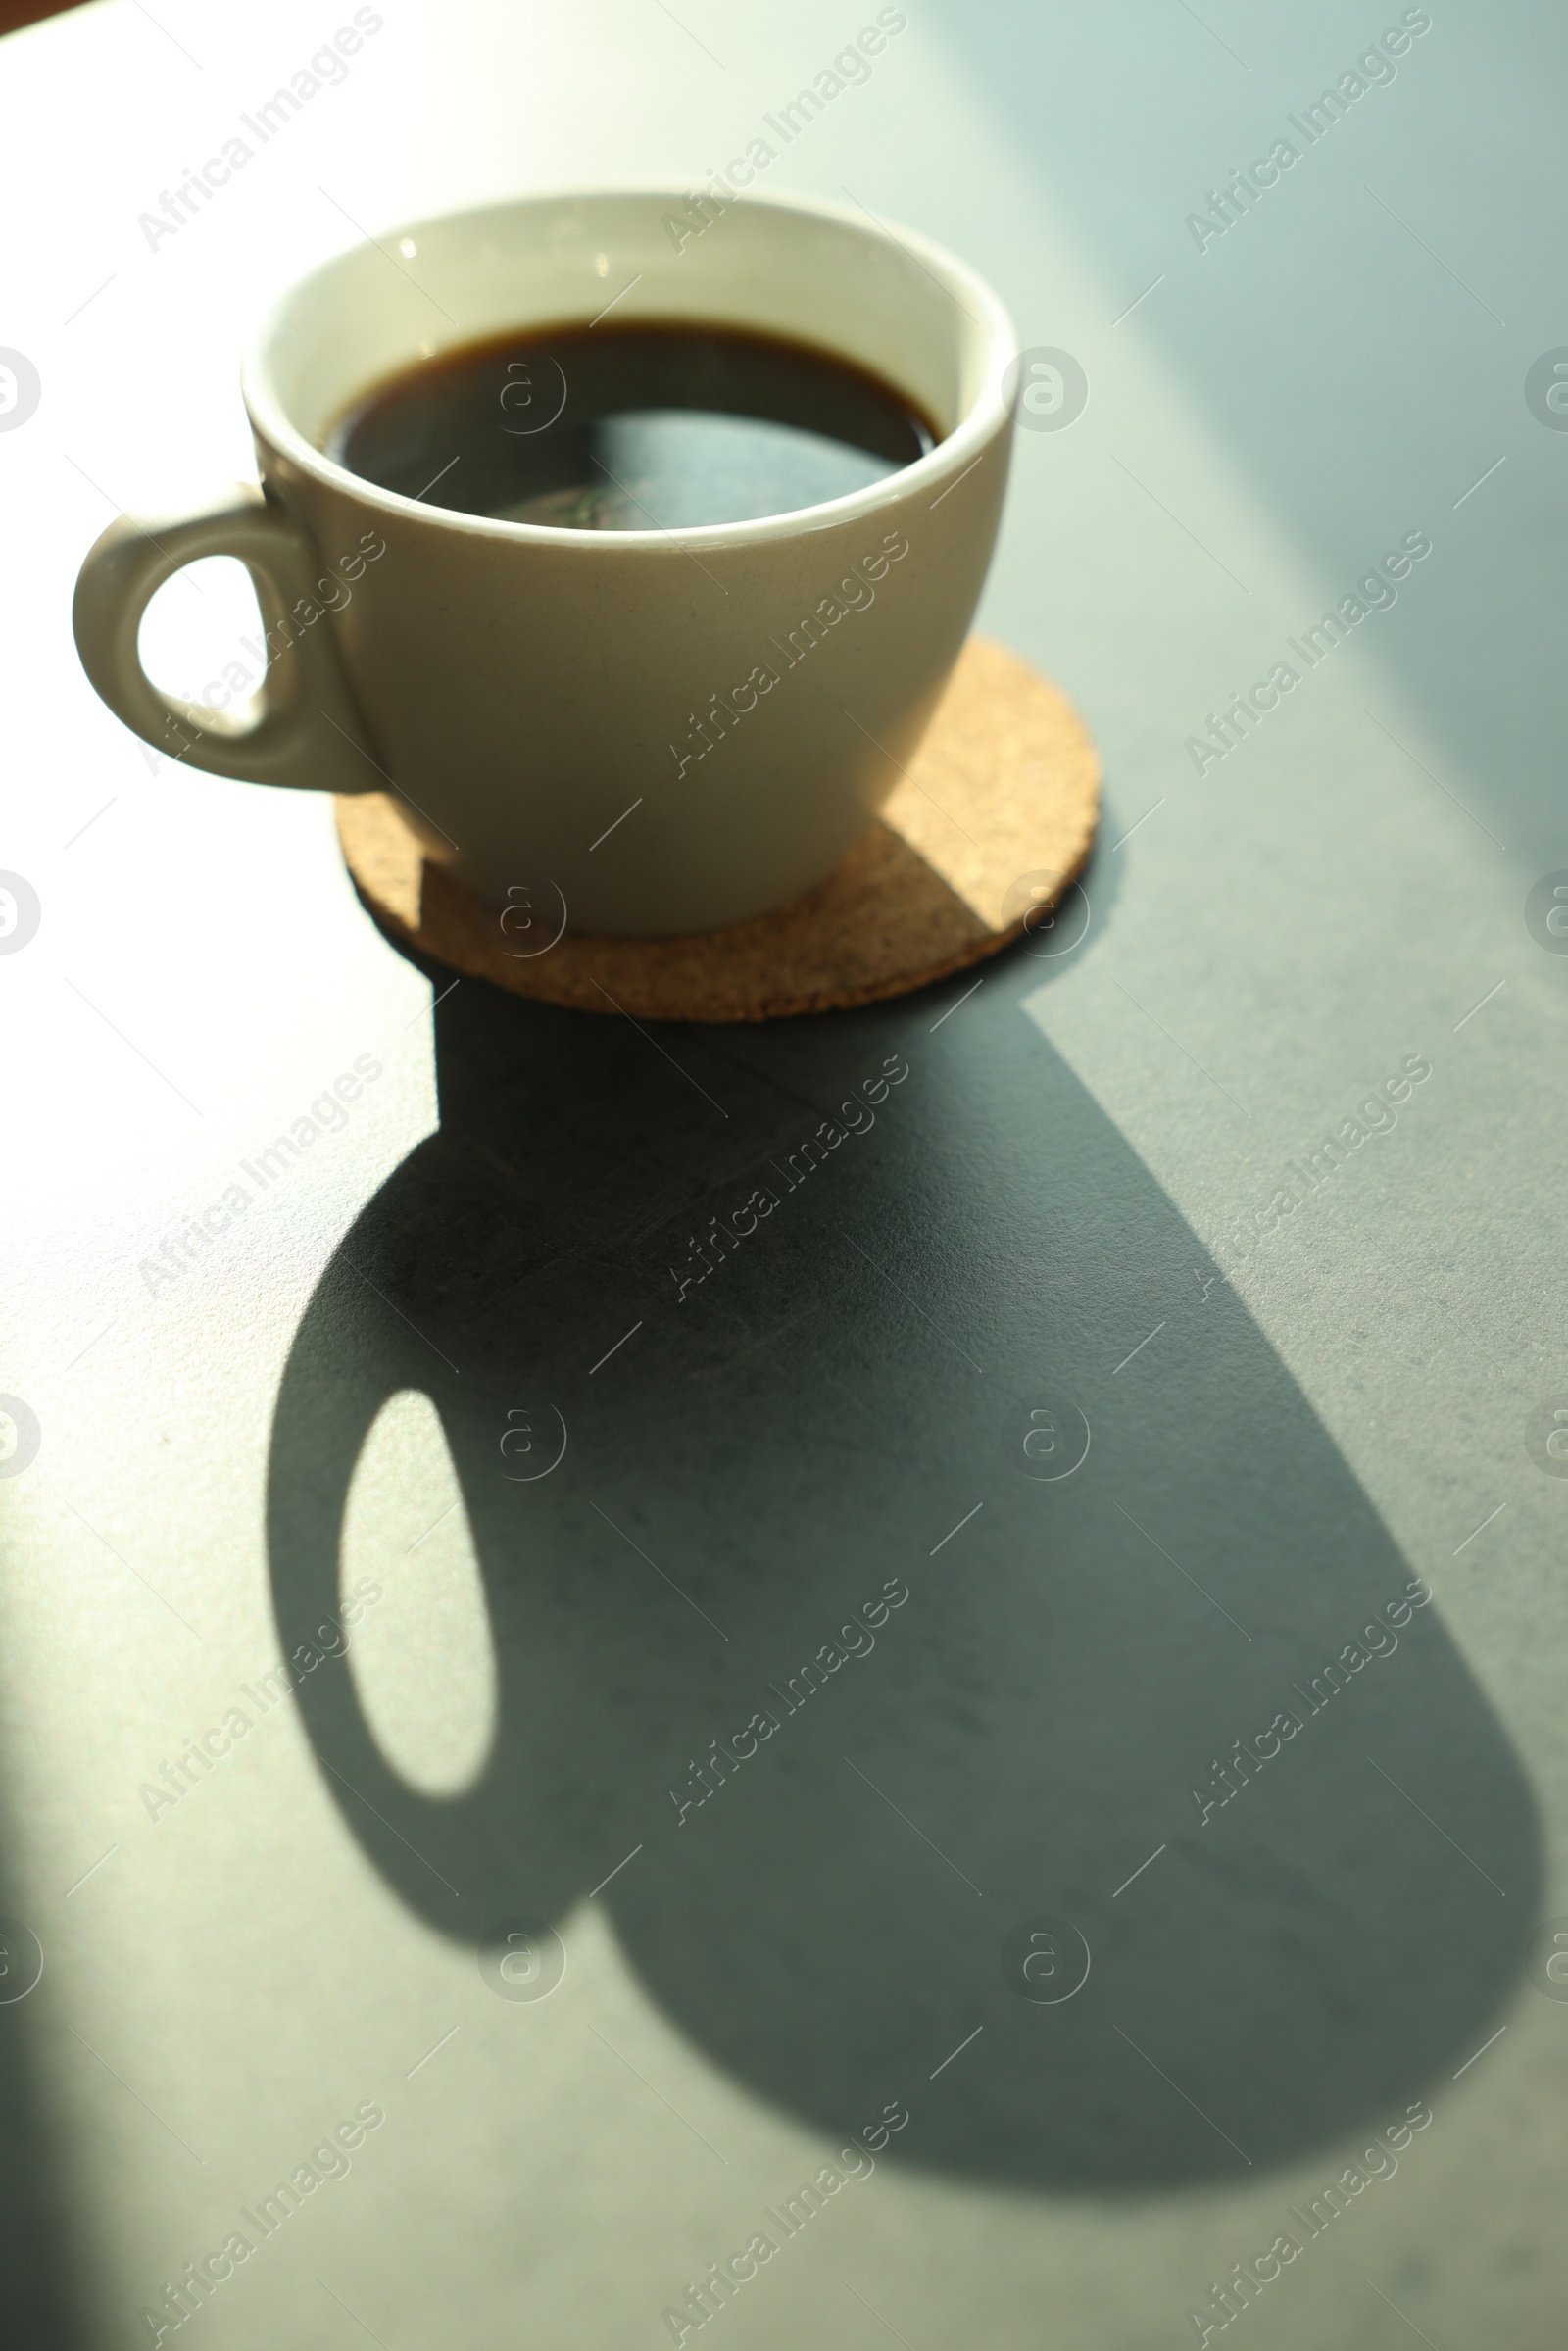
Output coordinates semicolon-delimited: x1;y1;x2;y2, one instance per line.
267;945;1537;2191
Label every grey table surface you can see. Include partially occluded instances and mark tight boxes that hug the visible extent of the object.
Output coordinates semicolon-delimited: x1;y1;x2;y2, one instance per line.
3;1;1566;2345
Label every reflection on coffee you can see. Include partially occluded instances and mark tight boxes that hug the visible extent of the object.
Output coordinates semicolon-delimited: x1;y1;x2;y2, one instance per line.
326;320;940;530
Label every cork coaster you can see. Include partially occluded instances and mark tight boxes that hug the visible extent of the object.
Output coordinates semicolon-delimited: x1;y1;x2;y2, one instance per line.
334;637;1100;1022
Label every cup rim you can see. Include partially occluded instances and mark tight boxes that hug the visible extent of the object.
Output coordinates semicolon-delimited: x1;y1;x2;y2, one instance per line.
241;181;1018;552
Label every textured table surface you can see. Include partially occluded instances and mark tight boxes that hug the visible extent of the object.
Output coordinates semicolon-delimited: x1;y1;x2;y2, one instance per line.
2;3;1565;2347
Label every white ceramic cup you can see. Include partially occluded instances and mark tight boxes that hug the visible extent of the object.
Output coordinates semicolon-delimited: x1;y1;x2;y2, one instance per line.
73;185;1017;936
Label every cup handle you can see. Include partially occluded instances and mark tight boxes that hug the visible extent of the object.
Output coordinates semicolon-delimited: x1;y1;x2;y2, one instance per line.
72;480;383;794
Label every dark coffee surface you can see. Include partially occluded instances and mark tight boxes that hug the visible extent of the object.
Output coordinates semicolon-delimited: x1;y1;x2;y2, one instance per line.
326;320;939;530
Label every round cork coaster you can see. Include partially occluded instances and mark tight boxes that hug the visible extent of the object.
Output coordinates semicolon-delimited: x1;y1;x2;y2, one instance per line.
334;636;1100;1022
